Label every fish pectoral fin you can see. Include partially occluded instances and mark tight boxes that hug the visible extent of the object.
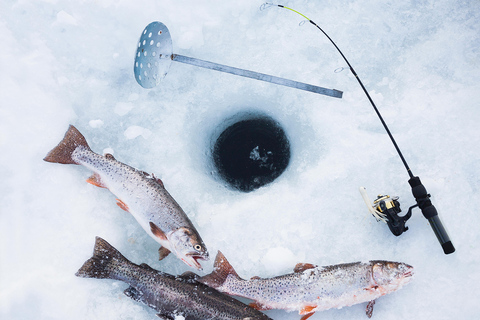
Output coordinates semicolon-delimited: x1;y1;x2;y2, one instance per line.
86;173;107;189
366;300;375;318
300;312;316;320
299;305;317;315
150;222;168;241
294;263;318;273
158;246;171;260
248;302;272;311
116;199;130;212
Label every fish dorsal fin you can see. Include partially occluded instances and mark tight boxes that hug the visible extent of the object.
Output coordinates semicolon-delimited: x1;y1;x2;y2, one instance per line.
151;173;164;188
197;251;240;288
139;263;157;272
250;276;262;280
104;153;116;160
116;199;130;212
294;263;318;273
179;271;200;282
150;222;168;241
86;173;107;189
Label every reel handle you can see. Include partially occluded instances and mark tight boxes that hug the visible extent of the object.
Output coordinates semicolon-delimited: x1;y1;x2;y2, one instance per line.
408;176;455;254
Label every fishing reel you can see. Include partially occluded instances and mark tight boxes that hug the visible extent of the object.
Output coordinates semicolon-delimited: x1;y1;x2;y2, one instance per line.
360;187;413;236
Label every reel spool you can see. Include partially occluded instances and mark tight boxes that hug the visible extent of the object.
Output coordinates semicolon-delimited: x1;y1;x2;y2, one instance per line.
360;187;412;236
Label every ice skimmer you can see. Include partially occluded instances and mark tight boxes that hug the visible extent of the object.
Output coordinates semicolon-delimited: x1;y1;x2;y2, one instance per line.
134;22;343;98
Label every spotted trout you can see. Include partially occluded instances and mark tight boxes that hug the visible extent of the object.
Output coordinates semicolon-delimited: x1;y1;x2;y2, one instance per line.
44;125;208;269
76;237;272;320
199;251;414;319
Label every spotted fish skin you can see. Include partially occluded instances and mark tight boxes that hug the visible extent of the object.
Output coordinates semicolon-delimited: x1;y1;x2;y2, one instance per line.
44;125;208;269
76;237;272;320
199;251;414;318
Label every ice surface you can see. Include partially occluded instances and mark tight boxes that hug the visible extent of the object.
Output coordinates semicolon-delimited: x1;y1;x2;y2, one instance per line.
1;0;479;319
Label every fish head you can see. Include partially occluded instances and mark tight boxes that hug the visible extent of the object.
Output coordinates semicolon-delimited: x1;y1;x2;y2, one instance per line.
371;261;414;292
170;227;209;270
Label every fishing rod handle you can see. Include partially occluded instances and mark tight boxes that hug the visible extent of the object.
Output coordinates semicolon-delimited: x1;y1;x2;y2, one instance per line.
408;176;455;254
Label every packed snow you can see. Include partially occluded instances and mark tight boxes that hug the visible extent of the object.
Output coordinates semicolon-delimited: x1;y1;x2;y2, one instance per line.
1;0;479;319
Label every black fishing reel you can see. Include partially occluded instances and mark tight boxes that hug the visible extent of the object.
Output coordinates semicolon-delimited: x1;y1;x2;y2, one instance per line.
372;194;412;236
360;187;419;237
360;180;455;254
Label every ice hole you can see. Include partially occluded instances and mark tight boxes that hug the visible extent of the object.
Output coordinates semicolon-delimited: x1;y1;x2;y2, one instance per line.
212;114;290;192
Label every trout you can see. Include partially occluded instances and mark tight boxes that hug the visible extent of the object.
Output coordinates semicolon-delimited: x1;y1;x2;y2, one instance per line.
199;251;414;319
76;237;272;320
44;125;208;269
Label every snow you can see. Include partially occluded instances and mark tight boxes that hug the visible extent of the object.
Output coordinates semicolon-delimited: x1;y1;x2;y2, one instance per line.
1;0;479;319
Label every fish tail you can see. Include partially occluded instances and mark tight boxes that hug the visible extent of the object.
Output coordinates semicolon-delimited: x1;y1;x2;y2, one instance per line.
44;125;91;164
76;237;128;280
198;251;241;288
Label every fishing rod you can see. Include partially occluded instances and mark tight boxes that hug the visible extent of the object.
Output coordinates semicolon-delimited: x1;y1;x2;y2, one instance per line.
264;3;455;254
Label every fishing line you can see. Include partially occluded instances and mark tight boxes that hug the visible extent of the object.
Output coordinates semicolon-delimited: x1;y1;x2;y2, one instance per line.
265;3;455;254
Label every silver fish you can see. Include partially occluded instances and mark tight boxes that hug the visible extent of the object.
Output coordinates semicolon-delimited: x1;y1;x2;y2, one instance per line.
76;237;272;320
199;251;414;319
44;125;208;269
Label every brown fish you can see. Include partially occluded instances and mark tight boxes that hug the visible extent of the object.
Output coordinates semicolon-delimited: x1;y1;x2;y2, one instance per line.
76;237;272;320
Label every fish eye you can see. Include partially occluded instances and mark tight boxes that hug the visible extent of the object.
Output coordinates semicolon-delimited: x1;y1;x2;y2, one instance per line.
194;244;202;251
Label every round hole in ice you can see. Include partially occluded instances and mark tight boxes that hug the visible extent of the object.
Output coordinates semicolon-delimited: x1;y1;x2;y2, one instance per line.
156;42;160;47
212;114;290;192
148;32;152;38
150;40;154;45
152;51;156;57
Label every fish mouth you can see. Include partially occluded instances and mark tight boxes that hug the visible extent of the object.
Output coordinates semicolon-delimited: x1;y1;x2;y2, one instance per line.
185;254;209;271
403;265;414;278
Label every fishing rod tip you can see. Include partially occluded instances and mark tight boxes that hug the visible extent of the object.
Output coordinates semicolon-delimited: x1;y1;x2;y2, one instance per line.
260;2;277;11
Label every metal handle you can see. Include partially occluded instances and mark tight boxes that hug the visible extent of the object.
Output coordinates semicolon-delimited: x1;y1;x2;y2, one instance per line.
172;54;343;98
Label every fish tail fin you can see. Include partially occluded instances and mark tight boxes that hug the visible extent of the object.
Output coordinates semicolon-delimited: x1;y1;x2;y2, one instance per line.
75;237;127;280
44;125;91;164
198;251;241;288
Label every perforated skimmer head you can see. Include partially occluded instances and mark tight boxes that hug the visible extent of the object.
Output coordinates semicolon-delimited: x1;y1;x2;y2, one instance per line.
133;21;343;98
134;22;173;89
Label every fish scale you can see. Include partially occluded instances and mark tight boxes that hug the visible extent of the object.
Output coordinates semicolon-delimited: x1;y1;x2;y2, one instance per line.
44;125;209;270
77;237;271;320
199;252;414;318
